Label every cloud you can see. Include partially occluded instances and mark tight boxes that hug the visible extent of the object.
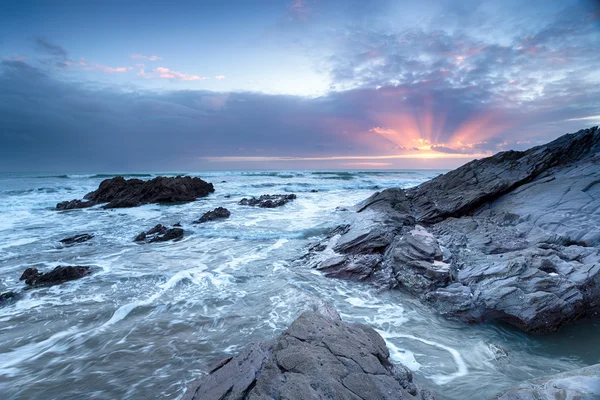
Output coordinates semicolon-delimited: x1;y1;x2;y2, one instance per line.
86;64;131;73
155;67;208;81
215;75;225;80
34;37;68;60
130;54;162;61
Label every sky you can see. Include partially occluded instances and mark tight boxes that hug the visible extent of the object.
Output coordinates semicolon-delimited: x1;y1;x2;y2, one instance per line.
0;0;599;172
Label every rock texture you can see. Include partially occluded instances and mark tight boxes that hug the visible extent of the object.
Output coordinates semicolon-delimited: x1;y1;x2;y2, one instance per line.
491;363;600;399
194;207;231;223
134;224;184;243
60;234;94;245
19;266;92;287
56;176;214;210
184;311;434;400
303;127;600;333
239;194;297;208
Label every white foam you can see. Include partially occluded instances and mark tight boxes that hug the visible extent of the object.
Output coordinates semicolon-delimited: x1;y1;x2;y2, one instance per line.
380;331;469;385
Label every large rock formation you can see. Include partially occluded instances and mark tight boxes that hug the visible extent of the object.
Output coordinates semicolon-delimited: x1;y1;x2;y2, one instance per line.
491;363;600;399
56;176;214;210
184;311;434;400
303;127;600;333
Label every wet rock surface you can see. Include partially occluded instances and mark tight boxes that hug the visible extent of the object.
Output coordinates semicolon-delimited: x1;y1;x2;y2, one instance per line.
60;233;94;245
134;224;184;243
56;176;214;210
239;194;297;208
491;363;600;399
303;127;600;333
19;266;92;287
183;311;435;400
194;207;231;223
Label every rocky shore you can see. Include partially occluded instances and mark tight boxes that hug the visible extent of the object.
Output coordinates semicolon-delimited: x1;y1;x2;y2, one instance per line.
302;127;600;333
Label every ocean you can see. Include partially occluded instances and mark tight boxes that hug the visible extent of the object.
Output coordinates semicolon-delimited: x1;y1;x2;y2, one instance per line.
0;171;598;399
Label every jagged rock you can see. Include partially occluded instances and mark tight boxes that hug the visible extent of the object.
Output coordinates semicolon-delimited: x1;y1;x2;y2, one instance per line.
134;224;184;243
183;311;434;400
19;266;92;287
302;127;600;333
491;363;600;399
194;207;231;223
59;233;94;245
56;176;214;210
239;194;296;208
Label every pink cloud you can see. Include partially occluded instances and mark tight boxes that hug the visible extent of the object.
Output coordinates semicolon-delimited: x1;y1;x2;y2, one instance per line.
215;75;226;80
130;54;162;61
86;64;131;73
155;67;208;81
3;55;28;62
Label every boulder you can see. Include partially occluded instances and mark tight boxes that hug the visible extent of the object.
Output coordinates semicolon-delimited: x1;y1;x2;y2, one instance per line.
183;311;434;400
194;207;231;223
491;363;600;399
56;176;214;210
19;266;92;287
239;194;297;208
134;224;184;243
59;233;94;245
302;127;600;333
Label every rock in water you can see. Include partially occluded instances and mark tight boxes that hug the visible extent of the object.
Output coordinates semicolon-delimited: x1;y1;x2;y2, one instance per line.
60;233;94;245
134;224;184;243
0;291;19;304
302;127;600;333
56;176;214;210
491;363;600;399
56;199;95;210
194;207;231;223
183;311;434;400
238;194;296;208
19;266;92;287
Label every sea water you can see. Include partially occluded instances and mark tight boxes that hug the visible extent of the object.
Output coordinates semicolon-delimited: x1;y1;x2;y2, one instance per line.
0;171;598;399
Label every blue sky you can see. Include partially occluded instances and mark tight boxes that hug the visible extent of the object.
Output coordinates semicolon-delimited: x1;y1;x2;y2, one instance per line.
1;0;599;171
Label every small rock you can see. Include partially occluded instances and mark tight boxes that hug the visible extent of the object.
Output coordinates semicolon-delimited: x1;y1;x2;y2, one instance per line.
0;291;18;304
135;224;184;243
238;194;296;208
21;266;92;287
60;234;94;245
194;207;231;223
56;199;95;210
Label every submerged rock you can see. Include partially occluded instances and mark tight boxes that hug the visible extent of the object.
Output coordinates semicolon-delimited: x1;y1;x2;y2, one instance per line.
491;363;600;399
135;224;184;243
194;207;231;223
0;291;19;304
239;193;296;208
56;176;214;210
303;127;600;333
60;233;94;245
183;311;434;400
19;266;92;287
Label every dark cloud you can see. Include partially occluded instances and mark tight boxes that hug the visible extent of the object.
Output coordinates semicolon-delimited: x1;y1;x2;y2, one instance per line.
34;37;68;59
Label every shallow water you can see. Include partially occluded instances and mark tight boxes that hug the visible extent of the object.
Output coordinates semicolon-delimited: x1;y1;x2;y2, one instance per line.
0;171;598;400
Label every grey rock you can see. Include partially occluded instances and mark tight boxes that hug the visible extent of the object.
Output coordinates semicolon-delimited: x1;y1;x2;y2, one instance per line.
302;127;600;333
56;176;214;210
491;363;600;399
194;207;231;223
183;311;434;400
239;194;297;208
